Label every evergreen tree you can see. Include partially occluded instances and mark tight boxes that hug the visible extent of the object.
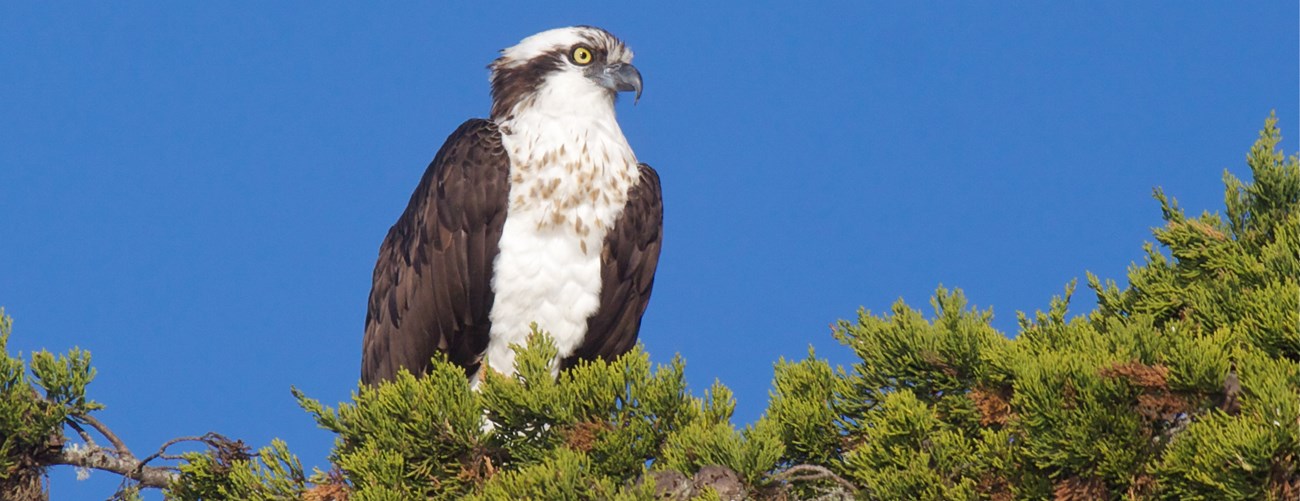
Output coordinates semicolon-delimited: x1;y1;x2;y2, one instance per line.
2;115;1295;499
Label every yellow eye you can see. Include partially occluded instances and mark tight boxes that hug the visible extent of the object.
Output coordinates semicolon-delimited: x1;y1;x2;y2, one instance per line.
572;46;593;65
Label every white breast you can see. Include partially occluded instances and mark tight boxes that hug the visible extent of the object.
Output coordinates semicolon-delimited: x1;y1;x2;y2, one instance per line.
483;104;640;379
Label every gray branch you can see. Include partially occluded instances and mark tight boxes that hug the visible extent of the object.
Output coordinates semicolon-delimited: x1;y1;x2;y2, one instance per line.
51;444;177;489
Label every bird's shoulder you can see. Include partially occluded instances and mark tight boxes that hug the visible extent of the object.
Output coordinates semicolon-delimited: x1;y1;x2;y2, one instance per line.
429;118;507;172
635;162;660;186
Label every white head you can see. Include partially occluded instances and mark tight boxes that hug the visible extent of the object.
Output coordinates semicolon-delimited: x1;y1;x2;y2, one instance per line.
488;26;642;122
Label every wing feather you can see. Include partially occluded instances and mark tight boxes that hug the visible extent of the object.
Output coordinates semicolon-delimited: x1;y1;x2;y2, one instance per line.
361;119;509;385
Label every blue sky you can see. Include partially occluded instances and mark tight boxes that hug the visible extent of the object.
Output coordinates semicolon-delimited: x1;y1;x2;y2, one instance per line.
2;2;1296;498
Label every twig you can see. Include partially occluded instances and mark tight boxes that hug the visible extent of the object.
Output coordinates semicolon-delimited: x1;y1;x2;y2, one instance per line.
65;419;96;448
770;464;858;493
76;413;133;458
137;433;230;469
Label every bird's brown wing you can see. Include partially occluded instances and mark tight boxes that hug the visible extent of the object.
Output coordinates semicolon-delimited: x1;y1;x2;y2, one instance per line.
361;119;510;385
563;163;664;368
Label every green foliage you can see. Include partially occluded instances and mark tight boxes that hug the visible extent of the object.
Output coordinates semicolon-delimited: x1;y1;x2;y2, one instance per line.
841;389;981;500
766;349;842;467
811;114;1300;499
835;288;1008;434
294;348;486;498
660;412;784;486
5;116;1296;500
465;447;656;501
286;330;782;499
0;309;98;495
1157;410;1291;500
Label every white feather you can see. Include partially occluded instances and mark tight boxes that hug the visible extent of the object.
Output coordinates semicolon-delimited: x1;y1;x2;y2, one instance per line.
494;26;634;71
483;27;640;378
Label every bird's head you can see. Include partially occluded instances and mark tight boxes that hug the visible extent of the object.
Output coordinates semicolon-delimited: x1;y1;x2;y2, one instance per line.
489;26;642;122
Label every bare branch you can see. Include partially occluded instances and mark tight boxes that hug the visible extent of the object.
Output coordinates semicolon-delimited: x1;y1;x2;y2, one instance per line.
137;433;233;469
75;413;133;459
52;444;177;490
54;416;241;492
65;419;96;448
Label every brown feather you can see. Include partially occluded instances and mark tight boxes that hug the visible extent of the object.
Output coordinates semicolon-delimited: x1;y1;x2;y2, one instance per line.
361;119;509;385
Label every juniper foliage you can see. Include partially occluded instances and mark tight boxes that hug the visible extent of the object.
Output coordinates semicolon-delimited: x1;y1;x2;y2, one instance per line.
0;309;103;499
770;113;1298;500
2;116;1296;500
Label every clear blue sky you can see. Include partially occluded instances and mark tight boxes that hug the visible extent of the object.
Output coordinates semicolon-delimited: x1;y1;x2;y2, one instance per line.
2;2;1296;498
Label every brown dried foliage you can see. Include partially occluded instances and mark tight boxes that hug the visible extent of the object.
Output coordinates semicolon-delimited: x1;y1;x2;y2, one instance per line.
1135;393;1189;423
303;468;351;501
455;445;500;485
1052;475;1108;501
1060;382;1078;410
1270;451;1300;501
1126;473;1156;498
564;420;612;453
970;386;1013;426
1099;361;1191;423
1184;219;1229;241
977;472;1014;501
1098;361;1169;389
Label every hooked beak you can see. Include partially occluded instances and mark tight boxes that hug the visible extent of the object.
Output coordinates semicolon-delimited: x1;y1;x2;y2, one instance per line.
603;62;643;104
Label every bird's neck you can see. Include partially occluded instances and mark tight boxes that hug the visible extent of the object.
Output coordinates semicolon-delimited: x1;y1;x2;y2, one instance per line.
496;96;640;228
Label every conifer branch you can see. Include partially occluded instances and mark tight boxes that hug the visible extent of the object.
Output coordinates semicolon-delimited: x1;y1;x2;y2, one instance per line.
45;413;215;491
76;413;132;458
50;442;177;489
138;432;243;466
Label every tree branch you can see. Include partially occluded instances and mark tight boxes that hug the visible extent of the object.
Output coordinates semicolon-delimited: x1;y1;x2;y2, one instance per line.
64;419;96;447
76;413;132;458
51;444;177;489
51;414;234;492
137;433;237;469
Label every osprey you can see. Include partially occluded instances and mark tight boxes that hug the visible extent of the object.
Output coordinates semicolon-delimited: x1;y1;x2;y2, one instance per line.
361;26;662;386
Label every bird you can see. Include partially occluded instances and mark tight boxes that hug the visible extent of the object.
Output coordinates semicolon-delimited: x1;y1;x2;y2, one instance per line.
361;26;662;387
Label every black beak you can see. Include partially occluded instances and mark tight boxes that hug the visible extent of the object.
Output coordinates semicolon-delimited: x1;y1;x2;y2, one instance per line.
604;63;643;104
